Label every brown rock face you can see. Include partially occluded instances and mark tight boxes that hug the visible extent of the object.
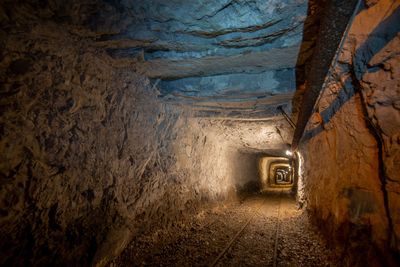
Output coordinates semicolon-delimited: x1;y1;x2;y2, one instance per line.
0;20;175;265
296;0;400;264
353;2;400;254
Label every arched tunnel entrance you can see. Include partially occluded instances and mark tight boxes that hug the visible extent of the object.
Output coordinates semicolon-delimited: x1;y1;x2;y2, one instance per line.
1;0;399;266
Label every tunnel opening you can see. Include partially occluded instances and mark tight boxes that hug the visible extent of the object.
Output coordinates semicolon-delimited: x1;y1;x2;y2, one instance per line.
232;149;299;201
258;154;294;192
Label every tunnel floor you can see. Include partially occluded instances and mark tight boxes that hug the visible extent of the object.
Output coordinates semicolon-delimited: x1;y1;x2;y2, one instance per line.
111;193;337;267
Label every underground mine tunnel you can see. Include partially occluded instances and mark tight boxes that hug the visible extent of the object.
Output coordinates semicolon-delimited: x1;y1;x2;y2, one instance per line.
0;0;399;266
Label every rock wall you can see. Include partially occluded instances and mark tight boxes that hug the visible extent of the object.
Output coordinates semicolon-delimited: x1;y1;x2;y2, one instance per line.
0;16;182;265
174;117;292;198
298;0;400;264
0;3;294;265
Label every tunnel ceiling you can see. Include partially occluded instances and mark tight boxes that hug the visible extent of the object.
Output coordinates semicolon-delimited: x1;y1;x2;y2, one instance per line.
88;0;308;118
9;0;307;118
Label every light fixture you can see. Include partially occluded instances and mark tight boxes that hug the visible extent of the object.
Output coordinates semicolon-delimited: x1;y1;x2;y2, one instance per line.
285;150;293;156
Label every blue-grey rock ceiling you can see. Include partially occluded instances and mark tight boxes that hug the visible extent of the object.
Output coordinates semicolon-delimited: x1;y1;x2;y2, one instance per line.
78;0;307;117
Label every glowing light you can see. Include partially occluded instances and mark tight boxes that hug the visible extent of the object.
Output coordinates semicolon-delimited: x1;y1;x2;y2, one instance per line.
295;151;303;173
295;150;305;205
285;150;293;156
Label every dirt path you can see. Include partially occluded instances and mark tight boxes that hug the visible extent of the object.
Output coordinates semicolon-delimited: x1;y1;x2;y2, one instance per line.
111;193;337;267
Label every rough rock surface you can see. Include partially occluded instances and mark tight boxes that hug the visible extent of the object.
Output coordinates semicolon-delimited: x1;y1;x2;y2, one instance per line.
296;0;400;264
8;0;307;115
0;16;180;265
88;0;307;108
0;2;294;264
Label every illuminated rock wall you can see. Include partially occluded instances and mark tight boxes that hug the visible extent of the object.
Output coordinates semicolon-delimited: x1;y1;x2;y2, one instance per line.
299;1;400;263
174;117;292;199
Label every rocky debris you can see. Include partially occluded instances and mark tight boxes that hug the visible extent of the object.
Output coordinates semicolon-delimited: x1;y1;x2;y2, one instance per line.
112;194;337;267
277;202;337;267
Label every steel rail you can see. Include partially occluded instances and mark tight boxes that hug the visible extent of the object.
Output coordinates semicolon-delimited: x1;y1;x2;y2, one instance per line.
272;190;283;267
209;198;267;267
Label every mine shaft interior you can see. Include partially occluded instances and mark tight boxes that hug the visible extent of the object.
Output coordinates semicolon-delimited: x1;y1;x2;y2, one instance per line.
1;0;399;266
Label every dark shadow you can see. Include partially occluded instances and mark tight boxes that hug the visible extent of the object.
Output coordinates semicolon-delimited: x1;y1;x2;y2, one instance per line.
294;0;328;89
232;151;261;197
299;4;400;143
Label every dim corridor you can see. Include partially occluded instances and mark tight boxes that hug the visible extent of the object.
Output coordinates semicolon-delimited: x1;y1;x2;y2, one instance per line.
111;193;336;267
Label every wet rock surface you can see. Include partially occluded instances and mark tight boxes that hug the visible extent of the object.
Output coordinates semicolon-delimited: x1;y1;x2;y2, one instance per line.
112;193;336;267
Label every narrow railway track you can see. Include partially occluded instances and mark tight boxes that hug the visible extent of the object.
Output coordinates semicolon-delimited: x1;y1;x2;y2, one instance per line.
273;191;282;267
113;191;335;267
210;191;283;267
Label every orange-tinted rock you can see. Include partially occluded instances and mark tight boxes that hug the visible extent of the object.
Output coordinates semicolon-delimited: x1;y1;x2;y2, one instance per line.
297;0;400;262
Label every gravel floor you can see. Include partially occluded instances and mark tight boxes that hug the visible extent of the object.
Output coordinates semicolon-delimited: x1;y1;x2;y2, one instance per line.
111;192;337;267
